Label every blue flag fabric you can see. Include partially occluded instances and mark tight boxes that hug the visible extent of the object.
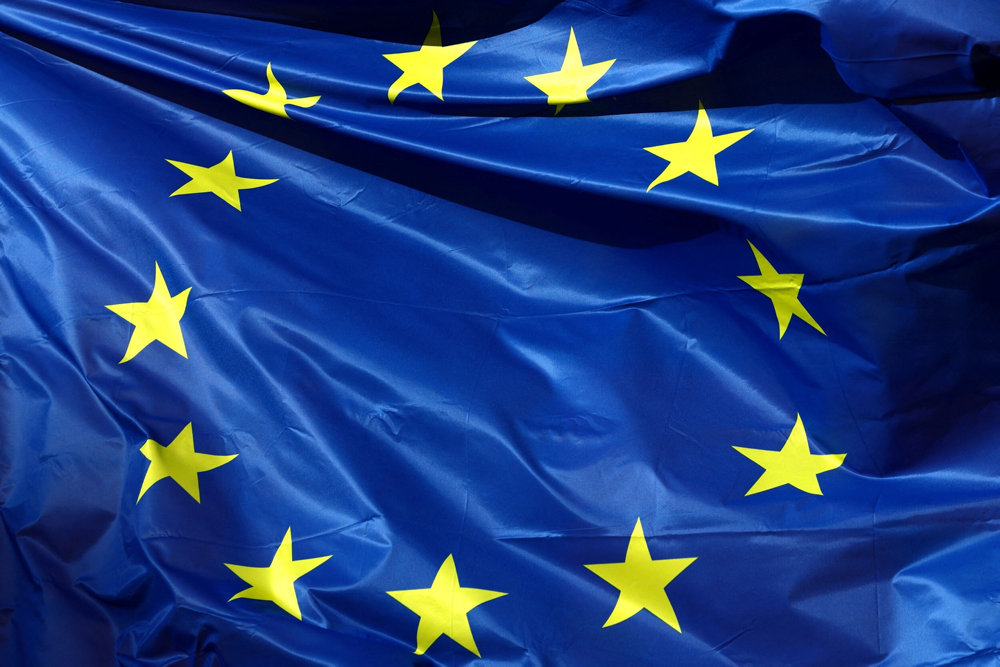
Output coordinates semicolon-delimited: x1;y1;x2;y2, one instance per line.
1;1;999;664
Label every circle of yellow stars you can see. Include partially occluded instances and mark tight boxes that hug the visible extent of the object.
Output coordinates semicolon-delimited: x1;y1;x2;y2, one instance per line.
95;9;854;660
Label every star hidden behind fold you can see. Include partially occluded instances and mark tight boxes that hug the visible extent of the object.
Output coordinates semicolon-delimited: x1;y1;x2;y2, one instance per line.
383;12;476;103
105;262;190;363
223;62;321;118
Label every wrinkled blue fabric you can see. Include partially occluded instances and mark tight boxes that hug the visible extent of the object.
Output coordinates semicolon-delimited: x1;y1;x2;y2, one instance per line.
0;1;998;665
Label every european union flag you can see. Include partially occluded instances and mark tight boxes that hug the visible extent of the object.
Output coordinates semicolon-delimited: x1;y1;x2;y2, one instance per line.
2;1;999;664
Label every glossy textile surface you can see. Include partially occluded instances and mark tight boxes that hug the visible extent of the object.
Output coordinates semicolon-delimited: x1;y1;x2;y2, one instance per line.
1;1;999;664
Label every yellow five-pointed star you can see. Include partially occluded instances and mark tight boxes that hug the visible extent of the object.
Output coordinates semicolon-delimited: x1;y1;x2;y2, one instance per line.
644;102;753;190
166;150;277;211
733;414;846;496
387;554;506;657
585;518;696;632
738;240;825;339
524;27;615;114
383;12;476;103
223;62;321;118
105;262;191;363
225;528;331;620
137;422;237;503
